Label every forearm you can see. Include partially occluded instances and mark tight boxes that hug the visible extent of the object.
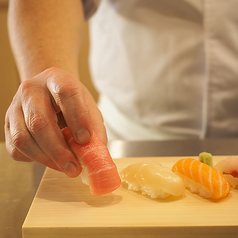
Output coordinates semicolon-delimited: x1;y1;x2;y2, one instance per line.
8;0;85;81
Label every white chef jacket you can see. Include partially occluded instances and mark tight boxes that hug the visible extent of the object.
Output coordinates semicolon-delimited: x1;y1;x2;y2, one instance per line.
83;0;238;141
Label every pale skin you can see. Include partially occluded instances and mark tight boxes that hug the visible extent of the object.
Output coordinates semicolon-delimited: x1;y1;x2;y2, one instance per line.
5;0;107;178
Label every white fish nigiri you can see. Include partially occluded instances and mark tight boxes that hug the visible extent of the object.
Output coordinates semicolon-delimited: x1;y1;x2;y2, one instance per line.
120;163;185;199
214;156;238;188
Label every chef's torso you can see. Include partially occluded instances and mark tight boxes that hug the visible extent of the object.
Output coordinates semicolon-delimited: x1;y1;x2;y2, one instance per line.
84;0;238;140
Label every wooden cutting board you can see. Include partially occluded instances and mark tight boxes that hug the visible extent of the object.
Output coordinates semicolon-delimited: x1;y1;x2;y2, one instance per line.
22;156;238;238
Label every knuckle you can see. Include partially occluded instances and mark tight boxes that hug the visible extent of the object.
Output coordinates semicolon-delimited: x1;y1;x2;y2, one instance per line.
50;147;72;167
6;93;20;117
18;79;38;101
44;158;60;170
11;149;24;161
51;147;66;161
77;110;90;121
4;117;10;132
19;79;34;93
27;114;50;134
55;82;81;100
19;78;42;99
6;144;25;162
44;67;62;75
12;131;30;151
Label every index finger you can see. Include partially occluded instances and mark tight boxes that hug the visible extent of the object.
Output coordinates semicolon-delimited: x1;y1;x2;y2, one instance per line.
45;68;93;144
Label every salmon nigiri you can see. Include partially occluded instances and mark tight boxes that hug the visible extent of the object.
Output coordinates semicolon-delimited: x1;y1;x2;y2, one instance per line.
172;158;231;200
62;127;121;196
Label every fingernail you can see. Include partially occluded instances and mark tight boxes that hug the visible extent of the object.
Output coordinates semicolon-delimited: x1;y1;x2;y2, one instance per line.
75;128;91;144
63;161;78;177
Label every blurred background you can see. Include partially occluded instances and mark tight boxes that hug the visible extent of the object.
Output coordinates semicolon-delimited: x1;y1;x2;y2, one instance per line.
0;0;98;142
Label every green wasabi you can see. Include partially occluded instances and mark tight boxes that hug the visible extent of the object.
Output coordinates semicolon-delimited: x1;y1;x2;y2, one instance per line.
199;152;213;167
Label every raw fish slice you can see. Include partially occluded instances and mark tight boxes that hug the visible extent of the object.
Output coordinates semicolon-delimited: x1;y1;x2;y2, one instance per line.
223;174;238;189
172;158;231;200
120;163;185;199
62;127;121;195
214;156;238;188
214;156;238;177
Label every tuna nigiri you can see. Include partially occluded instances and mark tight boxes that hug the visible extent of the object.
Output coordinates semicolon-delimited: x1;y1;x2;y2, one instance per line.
120;163;185;199
62;127;121;196
172;158;231;200
214;156;238;188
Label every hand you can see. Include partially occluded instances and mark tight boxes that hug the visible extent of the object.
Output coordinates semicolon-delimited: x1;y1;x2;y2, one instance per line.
5;67;107;177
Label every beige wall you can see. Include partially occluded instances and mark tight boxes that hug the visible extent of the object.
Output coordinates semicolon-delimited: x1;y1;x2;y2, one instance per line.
0;3;98;141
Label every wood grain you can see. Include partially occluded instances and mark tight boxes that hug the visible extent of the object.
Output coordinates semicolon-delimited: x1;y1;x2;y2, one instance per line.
22;156;238;238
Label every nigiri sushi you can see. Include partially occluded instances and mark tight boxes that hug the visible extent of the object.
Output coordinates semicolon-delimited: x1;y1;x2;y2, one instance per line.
62;127;121;196
172;158;231;200
214;156;238;188
120;163;185;199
